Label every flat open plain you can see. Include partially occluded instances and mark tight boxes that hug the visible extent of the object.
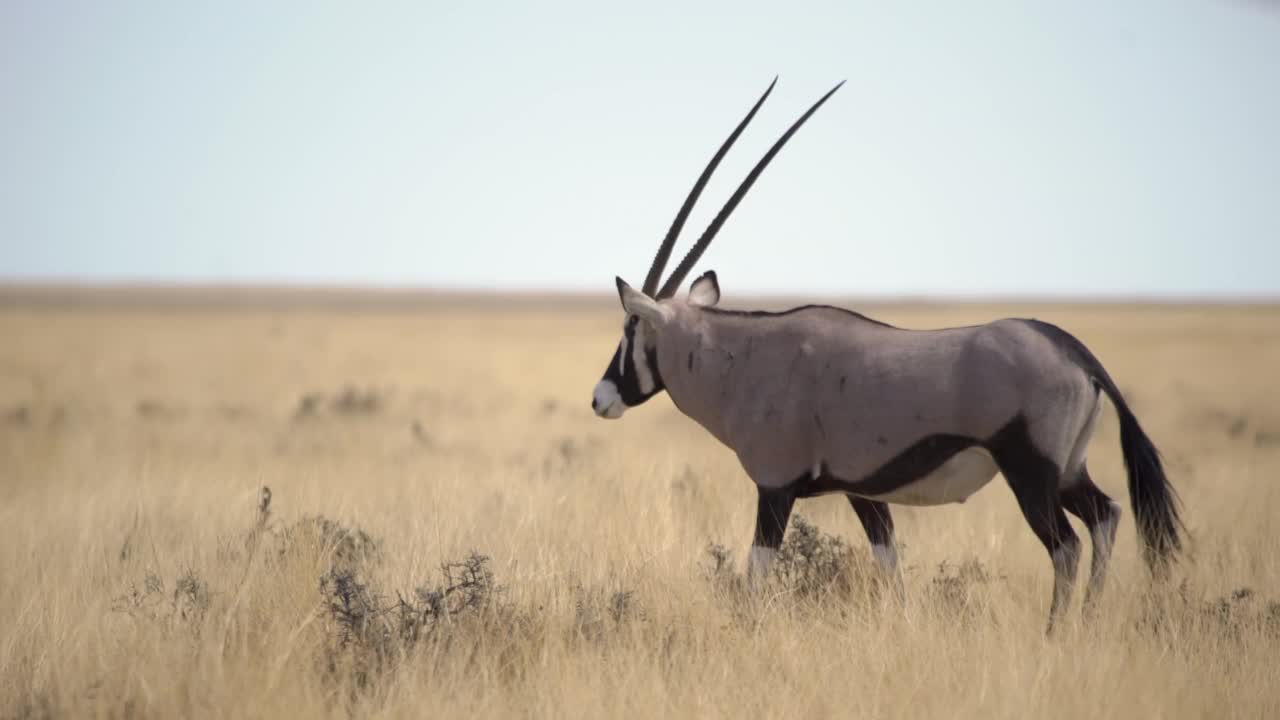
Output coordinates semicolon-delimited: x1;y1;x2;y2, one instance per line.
2;289;1279;718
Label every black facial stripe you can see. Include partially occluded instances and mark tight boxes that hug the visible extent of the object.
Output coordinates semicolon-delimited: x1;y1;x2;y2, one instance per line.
602;319;637;382
604;345;623;380
597;316;666;407
645;346;663;389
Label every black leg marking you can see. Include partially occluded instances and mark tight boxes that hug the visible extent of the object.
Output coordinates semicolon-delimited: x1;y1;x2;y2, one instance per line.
987;417;1081;634
1061;465;1121;615
848;496;905;602
848;497;894;547
754;486;796;550
748;485;796;586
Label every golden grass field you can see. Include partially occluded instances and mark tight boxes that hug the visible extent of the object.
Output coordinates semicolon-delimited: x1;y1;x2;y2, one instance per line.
2;289;1280;719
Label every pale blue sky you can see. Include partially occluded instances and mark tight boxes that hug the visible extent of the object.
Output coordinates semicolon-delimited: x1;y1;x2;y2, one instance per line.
2;1;1278;297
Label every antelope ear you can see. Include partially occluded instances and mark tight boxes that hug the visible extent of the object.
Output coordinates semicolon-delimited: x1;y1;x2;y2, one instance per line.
688;270;721;307
616;277;672;327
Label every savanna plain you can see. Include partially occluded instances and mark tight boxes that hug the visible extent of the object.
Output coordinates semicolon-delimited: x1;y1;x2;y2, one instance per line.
2;289;1280;719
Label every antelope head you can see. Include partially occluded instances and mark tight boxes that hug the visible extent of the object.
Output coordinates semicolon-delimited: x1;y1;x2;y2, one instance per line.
591;78;843;419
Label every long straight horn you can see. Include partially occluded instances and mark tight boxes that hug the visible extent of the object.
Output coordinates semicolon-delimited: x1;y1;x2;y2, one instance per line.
657;80;845;299
640;78;778;297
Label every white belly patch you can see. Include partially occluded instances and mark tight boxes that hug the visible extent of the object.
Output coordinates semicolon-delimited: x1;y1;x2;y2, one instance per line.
861;448;999;506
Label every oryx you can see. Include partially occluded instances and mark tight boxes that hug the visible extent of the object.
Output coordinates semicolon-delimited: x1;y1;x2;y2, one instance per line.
590;79;1183;630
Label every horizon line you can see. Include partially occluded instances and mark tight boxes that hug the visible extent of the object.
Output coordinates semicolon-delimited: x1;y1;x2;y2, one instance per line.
2;279;1277;307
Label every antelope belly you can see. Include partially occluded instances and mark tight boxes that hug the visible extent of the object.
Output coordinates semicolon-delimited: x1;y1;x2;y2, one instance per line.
861;448;999;506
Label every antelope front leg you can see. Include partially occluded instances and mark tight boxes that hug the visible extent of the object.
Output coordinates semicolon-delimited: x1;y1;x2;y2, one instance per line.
748;485;796;590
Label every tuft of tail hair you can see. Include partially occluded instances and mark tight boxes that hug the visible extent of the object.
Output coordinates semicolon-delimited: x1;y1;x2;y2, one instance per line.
1027;320;1184;576
1112;399;1184;576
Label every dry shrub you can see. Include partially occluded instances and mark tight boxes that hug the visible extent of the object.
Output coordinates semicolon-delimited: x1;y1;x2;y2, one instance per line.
135;399;179;420
925;558;1003;626
3;405;30;425
702;542;737;589
331;386;384;416
294;392;325;419
97;485;678;707
1195;587;1280;640
106;487;519;701
271;505;510;692
294;386;386;420
278;515;382;574
772;516;880;605
703;516;882;612
112;568;210;630
1137;581;1280;645
571;584;642;645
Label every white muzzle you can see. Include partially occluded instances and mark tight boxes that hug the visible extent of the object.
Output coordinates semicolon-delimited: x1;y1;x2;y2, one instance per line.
592;380;626;419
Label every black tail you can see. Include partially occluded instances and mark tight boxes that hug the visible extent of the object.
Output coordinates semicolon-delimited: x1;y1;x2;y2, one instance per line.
1112;399;1183;574
1026;320;1184;575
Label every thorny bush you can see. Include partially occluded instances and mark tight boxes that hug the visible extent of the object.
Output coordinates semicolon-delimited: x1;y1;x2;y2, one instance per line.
1138;581;1280;646
112;486;518;696
925;558;1004;626
704;516;883;611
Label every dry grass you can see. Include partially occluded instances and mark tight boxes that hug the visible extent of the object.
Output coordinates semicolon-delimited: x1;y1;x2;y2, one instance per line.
2;292;1280;718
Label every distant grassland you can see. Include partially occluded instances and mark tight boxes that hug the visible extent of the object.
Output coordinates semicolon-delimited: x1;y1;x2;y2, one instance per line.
2;290;1279;718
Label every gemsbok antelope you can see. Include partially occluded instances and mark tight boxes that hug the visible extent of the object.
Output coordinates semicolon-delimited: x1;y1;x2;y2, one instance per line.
589;79;1183;631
